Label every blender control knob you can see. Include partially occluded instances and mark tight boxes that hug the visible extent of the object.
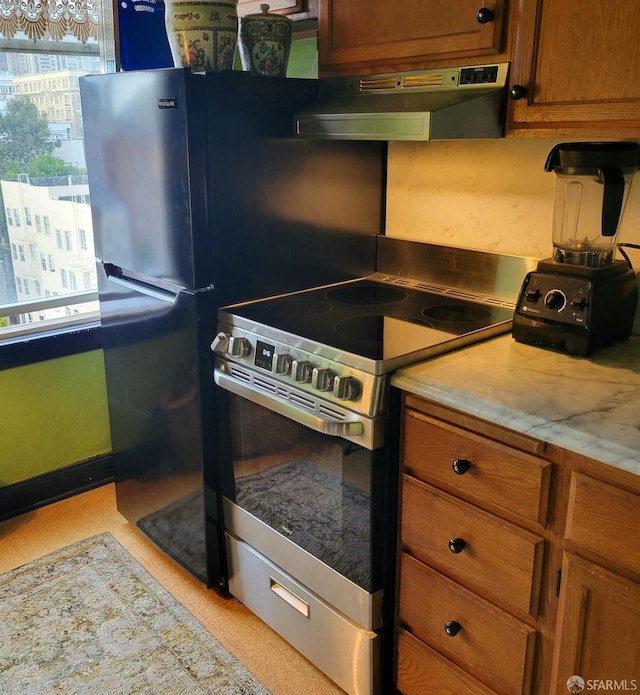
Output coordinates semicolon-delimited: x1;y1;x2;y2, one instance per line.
525;288;541;302
571;296;586;310
210;332;230;354
312;367;334;392
229;336;251;357
273;353;292;375
544;290;567;311
292;360;312;383
333;376;359;401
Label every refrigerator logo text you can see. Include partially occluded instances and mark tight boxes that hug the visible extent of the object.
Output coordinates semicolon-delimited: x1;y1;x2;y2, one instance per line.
158;98;177;109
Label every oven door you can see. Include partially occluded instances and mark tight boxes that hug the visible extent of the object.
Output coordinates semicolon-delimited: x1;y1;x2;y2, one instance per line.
214;358;386;632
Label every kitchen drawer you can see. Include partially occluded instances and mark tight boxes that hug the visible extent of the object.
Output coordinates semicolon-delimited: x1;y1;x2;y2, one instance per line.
396;628;496;695
398;554;536;695
565;473;640;575
401;475;545;617
403;409;551;526
225;532;380;695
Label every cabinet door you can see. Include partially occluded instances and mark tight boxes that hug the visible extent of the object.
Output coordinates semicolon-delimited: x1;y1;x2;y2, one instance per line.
551;553;640;693
318;0;505;76
508;0;640;137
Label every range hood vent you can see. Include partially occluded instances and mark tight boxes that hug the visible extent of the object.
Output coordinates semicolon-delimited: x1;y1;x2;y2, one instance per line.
294;63;509;141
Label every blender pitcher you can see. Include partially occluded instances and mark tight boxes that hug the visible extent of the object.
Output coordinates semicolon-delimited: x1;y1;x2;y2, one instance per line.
545;142;640;267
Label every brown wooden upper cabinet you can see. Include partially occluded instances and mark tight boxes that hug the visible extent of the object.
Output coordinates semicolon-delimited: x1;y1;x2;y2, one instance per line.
507;0;640;138
237;0;317;21
317;0;506;77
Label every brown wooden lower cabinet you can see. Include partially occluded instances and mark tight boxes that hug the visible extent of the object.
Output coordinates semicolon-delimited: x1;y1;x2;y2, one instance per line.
399;555;536;695
550;553;640;694
395;393;640;695
397;629;497;695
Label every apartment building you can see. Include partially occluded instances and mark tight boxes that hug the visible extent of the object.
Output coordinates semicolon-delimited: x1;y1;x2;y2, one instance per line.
2;176;97;324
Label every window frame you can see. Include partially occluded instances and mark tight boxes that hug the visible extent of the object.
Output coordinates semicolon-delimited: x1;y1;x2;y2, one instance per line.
0;8;115;369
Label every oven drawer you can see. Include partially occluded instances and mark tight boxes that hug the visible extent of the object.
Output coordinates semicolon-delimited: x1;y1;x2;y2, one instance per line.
398;554;536;695
403;409;551;527
225;532;381;695
401;475;544;618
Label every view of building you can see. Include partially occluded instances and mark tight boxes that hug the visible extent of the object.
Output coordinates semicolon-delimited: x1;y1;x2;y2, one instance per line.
2;176;97;325
0;50;100;318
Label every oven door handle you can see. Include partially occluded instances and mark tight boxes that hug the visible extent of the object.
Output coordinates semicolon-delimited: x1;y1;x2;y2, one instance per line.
214;368;366;439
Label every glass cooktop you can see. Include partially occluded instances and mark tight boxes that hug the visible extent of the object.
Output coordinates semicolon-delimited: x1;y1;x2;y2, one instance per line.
224;278;514;363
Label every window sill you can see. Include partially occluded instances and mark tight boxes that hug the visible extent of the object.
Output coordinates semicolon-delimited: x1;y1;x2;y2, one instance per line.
0;321;102;371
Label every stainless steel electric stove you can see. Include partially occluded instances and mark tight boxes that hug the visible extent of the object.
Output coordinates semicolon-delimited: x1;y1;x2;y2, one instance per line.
211;238;537;695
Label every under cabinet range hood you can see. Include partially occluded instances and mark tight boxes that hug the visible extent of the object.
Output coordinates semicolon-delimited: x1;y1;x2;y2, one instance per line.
294;63;509;141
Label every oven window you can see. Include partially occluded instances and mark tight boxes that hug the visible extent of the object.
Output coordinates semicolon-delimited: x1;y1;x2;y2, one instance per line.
225;394;383;592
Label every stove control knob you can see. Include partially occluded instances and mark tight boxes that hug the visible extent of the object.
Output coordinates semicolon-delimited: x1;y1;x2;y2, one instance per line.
210;332;230;354
333;376;359;401
229;336;251;357
273;353;292;375
292;360;312;383
544;289;566;312
312;367;333;392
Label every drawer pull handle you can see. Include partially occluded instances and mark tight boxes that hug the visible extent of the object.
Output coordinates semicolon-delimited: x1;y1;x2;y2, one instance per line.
452;458;471;475
448;537;466;554
476;7;494;23
269;577;310;618
444;620;461;637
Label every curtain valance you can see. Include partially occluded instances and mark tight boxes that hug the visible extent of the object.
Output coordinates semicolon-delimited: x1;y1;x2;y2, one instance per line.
0;0;99;43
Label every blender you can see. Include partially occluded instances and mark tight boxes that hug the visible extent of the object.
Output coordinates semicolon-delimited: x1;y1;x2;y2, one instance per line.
513;142;640;356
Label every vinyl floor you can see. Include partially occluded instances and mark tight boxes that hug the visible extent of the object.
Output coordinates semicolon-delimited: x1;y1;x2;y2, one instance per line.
0;483;344;695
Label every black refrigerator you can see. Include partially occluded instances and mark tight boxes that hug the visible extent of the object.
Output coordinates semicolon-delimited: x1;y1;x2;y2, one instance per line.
80;67;386;589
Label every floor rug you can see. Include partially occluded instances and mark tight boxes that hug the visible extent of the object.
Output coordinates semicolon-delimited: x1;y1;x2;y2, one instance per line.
0;533;271;694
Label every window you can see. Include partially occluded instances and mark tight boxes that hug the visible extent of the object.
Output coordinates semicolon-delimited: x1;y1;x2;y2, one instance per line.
0;5;115;349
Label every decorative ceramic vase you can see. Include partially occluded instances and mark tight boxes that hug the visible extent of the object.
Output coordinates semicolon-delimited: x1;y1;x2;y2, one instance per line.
239;3;292;77
165;0;238;72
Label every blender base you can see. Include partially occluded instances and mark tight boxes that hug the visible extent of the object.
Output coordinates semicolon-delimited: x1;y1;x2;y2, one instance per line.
513;259;638;356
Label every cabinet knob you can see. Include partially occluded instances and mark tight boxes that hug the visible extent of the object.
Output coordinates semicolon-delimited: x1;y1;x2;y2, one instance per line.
448;537;466;554
476;7;494;23
509;84;528;100
444;620;462;637
452;458;471;475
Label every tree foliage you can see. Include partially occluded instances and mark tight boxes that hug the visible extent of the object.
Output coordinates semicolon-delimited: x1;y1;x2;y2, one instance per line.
0;97;59;178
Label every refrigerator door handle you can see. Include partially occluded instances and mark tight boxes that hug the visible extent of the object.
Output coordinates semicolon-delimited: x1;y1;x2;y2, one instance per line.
104;263;183;304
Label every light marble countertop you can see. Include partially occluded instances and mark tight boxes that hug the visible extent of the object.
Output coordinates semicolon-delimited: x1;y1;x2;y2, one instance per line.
391;334;640;477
